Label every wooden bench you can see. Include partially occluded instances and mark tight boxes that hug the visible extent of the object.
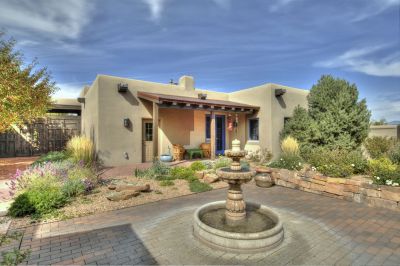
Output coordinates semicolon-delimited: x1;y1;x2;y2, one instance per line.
186;148;203;160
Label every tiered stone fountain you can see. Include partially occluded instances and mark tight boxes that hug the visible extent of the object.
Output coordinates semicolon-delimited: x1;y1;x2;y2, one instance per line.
193;139;284;253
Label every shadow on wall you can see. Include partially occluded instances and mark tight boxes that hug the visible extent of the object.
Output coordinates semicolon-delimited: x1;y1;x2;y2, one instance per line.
21;223;157;265
122;90;140;106
276;96;286;109
161;109;194;148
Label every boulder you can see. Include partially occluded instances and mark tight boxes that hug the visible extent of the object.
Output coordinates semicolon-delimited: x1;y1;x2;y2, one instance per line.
115;184;150;192
195;170;205;179
106;190;140;201
204;173;219;184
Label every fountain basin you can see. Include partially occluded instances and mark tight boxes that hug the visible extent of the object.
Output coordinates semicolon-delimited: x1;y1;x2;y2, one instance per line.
193;201;284;253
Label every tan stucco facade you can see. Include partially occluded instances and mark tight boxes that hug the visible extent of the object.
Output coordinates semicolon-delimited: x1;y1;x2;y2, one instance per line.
79;75;308;166
369;125;400;140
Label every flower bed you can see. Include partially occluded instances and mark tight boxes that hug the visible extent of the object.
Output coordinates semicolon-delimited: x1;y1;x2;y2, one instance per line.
270;168;400;212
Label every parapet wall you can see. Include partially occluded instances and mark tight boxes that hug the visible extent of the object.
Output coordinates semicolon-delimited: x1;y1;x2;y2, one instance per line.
270;168;400;212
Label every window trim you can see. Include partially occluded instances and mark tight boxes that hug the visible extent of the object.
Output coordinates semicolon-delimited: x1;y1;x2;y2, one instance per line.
248;118;259;141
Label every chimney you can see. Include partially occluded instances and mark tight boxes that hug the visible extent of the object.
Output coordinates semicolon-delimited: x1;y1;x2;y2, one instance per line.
178;75;194;91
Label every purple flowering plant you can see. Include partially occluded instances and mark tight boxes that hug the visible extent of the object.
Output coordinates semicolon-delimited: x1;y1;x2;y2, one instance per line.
8;160;96;197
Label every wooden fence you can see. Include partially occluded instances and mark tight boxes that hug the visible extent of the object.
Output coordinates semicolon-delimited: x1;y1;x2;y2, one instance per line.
0;115;81;157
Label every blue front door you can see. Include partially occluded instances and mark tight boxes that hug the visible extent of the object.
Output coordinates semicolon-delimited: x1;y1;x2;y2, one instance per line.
215;115;226;155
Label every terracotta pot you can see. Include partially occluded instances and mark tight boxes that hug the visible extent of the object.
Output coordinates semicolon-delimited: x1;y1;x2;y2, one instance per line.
254;172;274;188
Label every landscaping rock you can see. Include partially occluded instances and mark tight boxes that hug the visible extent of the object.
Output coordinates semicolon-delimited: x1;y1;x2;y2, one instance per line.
115;184;150;192
106;191;140;201
195;170;205;179
204;173;219;184
108;184;117;190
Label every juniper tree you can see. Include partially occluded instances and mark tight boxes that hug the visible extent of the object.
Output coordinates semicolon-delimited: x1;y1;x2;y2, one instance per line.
282;75;370;150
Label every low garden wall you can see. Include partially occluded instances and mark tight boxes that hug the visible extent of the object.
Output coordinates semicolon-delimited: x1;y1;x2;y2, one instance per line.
270;168;400;212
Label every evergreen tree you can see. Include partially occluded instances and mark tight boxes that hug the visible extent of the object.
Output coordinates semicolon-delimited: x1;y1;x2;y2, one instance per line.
281;106;319;147
282;75;370;150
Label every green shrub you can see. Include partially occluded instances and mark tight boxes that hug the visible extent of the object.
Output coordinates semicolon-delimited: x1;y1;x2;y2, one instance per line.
213;156;231;170
25;178;67;215
1;248;31;266
190;161;206;171
246;148;273;165
305;148;368;177
8;193;35;217
189;180;212;193
364;137;396;159
66;136;95;165
68;166;95;182
389;143;400;165
306;148;356;177
159;180;174;186
170;167;196;181
134;160;170;178
269;154;303;171
62;179;85;198
32;151;69;166
347;150;369;174
368;158;400;186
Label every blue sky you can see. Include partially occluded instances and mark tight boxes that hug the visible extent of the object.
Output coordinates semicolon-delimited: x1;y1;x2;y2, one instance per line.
0;0;399;120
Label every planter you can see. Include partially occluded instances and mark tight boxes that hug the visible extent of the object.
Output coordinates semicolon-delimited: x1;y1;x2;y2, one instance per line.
255;167;274;188
160;154;173;162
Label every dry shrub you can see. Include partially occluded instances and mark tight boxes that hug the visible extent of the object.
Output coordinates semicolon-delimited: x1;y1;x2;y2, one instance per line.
66;136;95;165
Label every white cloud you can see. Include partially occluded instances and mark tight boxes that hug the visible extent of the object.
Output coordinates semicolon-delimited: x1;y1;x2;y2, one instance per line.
352;0;400;22
0;0;94;39
315;45;400;77
142;0;166;22
213;0;231;9
269;0;297;12
369;92;400;121
53;82;88;99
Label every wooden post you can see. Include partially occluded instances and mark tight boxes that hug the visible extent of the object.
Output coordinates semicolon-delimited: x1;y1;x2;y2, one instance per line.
210;111;216;159
152;102;159;159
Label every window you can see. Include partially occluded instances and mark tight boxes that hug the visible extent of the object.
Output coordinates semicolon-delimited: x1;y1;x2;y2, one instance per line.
205;115;211;141
248;118;259;141
145;122;153;141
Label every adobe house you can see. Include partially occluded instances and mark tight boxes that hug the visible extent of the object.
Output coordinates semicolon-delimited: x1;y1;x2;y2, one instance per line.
78;75;308;166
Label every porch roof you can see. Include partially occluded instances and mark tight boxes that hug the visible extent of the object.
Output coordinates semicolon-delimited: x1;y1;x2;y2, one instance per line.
137;91;259;113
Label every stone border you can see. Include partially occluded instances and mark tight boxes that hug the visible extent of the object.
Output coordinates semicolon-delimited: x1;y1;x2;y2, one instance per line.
270;168;400;212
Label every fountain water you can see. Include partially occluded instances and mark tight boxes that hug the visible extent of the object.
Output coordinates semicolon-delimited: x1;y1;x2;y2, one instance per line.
193;139;284;253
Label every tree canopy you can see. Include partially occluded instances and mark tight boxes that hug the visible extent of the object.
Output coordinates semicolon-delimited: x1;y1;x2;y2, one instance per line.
282;75;371;150
0;33;57;133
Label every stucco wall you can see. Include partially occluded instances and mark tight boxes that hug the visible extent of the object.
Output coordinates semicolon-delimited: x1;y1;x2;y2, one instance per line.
86;75;233;166
80;74;308;166
269;84;308;158
81;77;99;149
229;84;308;158
369;125;400;140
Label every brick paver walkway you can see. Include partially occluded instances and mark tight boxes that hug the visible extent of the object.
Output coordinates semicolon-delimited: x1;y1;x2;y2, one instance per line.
3;185;400;265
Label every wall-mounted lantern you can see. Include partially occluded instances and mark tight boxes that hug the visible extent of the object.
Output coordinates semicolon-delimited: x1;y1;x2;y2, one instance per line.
118;83;128;93
275;88;286;97
198;93;207;100
123;118;130;128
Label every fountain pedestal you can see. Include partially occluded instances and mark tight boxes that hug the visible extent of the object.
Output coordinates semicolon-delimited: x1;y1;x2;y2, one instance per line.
225;182;246;222
219;146;253;224
193;139;284;252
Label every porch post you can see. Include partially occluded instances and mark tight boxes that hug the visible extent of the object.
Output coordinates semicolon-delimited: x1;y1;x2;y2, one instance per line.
152;102;159;159
210;111;216;159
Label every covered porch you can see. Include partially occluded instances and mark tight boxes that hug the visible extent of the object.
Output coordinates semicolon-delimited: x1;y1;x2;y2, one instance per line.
138;92;259;162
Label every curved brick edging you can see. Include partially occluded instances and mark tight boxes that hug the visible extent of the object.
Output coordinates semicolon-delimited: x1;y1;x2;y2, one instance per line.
270;168;400;212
